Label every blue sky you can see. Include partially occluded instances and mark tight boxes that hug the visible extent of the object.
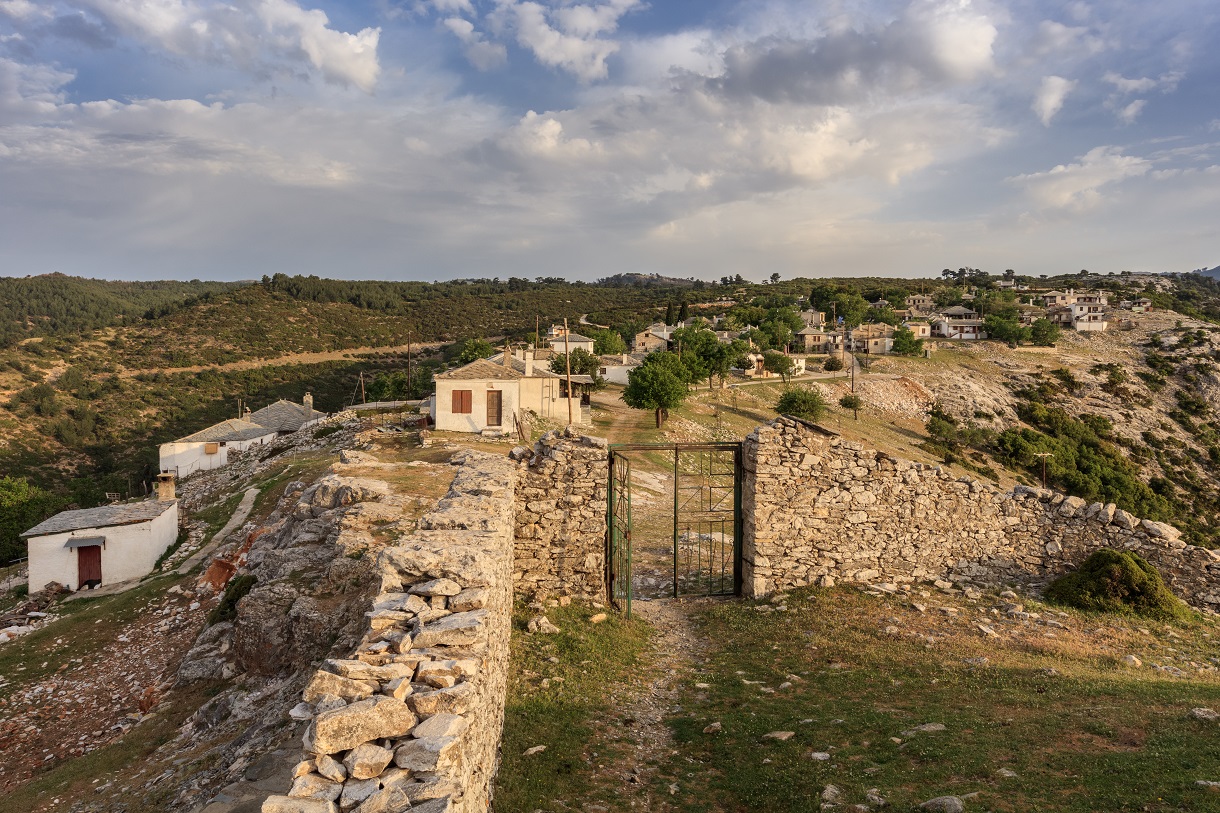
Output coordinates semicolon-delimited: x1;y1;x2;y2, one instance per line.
0;0;1217;281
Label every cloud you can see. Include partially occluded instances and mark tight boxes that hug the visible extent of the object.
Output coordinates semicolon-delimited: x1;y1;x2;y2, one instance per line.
1008;146;1150;211
442;16;507;71
1033;75;1074;126
489;0;642;82
1114;99;1146;125
70;0;382;91
1031;19;1101;56
0;0;52;21
707;0;997;105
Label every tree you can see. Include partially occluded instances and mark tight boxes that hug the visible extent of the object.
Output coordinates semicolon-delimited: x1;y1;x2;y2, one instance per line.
550;348;603;386
983;315;1029;346
839;393;863;420
823;356;844;372
1;476;63;565
677;302;690;323
1029;318;1061;347
622;352;689;428
456;338;494;364
891;326;924;356
776;387;828;421
762;350;795;383
592;329;627;355
769;272;781;284
664;303;676;325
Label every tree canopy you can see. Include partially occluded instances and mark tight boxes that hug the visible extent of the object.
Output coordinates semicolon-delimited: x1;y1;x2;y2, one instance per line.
622;351;690;427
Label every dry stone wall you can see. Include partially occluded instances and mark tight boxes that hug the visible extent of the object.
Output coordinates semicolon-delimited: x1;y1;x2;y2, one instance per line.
744;418;1220;610
262;449;517;813
512;428;608;599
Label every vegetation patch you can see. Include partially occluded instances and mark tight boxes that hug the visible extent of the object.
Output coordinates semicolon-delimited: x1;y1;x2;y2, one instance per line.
207;574;257;625
1043;549;1190;621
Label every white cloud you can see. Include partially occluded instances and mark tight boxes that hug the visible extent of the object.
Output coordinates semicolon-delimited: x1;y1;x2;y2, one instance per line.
1115;99;1146;124
1033;75;1074;126
1009;146;1150;211
1032;19;1101;56
1103;72;1157;94
489;0;642;82
73;0;382;91
443;16;507;71
0;0;52;20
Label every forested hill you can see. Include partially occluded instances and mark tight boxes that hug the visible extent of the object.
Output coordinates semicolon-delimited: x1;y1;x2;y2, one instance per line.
0;274;248;348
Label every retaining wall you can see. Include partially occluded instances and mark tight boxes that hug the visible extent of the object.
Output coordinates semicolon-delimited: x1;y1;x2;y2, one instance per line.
743;418;1220;609
262;449;517;813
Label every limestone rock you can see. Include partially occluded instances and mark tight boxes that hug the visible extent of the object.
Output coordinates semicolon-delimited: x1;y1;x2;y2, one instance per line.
353;787;412;813
412;610;488;648
340;778;380;810
263;796;339;813
410;578;462;597
306;696;418;755
1189;708;1220;722
901;723;946;736
344;742;395;780
920;797;965;813
288;773;343;802
412;712;468;739
316;754;347;783
526;615;560;634
448;587;488;612
1123;655;1143;668
408;683;473;716
762;731;794;741
304;671;376;704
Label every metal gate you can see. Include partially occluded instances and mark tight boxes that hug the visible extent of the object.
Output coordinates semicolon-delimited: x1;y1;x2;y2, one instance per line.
606;443;742;615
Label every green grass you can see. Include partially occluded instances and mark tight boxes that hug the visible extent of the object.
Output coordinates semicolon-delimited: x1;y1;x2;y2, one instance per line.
494;602;652;812
189;490;246;545
649;587;1220;813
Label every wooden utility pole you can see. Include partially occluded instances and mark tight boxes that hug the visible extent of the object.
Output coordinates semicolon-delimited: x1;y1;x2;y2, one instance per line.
1033;452;1053;488
406;329;412;399
359;371;366;404
535;316;540;353
563;318;573;426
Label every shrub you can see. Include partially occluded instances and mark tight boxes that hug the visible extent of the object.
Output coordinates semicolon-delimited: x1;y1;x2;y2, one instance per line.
208;574;258;625
776;387;828;422
823;356;844;372
1043;549;1189;621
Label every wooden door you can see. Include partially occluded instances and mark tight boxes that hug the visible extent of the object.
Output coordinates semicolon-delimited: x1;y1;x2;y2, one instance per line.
77;545;102;587
486;390;502;427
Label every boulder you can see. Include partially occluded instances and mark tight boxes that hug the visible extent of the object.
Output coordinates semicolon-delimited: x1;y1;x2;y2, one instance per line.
409;683;473;716
303;671;376;704
411;712;467;739
344;742;395;780
412;610;488;648
393;735;461;772
262;796;338;813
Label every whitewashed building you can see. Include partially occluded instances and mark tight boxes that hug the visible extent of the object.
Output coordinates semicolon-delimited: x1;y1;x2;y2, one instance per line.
23;478;179;593
431;352;593;434
159;418;278;477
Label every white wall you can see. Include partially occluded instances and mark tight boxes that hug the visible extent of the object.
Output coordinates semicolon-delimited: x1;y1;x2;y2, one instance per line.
27;503;179;592
160;442;227;477
434;380;521;433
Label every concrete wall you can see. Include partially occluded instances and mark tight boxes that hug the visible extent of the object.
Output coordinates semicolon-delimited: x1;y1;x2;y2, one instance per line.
512;429;608;600
434;379;520;434
263;450;517;813
743;418;1220;609
27;502;179;592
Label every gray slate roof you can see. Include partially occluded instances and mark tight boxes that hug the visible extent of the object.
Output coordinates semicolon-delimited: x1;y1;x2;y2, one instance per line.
179;418;277;443
23;500;176;538
550;332;593;343
435;357;525;381
248;400;326;432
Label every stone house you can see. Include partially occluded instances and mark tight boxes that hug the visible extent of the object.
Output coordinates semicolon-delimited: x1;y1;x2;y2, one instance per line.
1045;289;1109;332
247;393;328;434
848;324;895;354
632;323;673;354
23;477;179;593
545;324;596;354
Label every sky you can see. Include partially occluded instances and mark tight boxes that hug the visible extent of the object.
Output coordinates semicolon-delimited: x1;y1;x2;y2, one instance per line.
0;0;1218;282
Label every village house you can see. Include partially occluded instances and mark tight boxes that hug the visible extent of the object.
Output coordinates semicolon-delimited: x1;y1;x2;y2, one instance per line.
904;321;932;340
849;323;895;354
906;294;936;315
545;324;596;354
158;418;278;478
23;475;179;593
932;306;987;340
247;392;328;434
632;323;673;354
431;351;593;434
598;353;644;385
1043;289;1109;331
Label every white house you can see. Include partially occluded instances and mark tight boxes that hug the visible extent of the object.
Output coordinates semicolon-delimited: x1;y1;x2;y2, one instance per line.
1044;289;1109;331
23;477;179;593
932;306;986;340
159;418;278;477
545;325;596;354
432;353;593;433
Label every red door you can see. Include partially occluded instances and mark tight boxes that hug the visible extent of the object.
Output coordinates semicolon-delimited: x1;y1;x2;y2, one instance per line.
77;545;102;587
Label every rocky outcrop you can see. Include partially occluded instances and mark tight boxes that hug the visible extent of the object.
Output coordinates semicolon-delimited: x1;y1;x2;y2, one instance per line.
512;428;608;599
743;418;1220;609
262;449;517;813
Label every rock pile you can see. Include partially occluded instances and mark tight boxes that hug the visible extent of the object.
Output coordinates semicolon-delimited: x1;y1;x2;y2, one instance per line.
262;450;517;813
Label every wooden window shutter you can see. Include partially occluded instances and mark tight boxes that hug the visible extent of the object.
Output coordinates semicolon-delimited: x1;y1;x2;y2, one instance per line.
452;390;472;414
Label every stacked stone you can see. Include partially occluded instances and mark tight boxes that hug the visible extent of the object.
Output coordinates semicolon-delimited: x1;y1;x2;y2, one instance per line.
263;450;517;813
512;427;608;599
744;417;1220;610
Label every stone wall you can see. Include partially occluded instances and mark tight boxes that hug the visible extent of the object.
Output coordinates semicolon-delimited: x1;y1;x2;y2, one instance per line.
262;449;518;813
512;428;608;600
744;418;1220;610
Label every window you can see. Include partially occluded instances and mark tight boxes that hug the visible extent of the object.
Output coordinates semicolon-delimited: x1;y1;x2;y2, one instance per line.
451;390;473;414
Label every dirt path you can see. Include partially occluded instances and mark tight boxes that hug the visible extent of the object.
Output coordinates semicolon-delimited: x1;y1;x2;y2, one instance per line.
608;598;707;808
114;341;445;378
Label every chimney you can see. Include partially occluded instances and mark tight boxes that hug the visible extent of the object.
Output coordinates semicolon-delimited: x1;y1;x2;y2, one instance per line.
503;344;512;369
155;473;176;502
524;348;534;377
243;406;252;421
303;392;313;424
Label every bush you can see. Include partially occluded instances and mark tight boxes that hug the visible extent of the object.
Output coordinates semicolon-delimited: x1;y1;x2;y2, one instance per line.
1043;549;1189;621
208;574;258;625
823;356;844;372
776;387;828;422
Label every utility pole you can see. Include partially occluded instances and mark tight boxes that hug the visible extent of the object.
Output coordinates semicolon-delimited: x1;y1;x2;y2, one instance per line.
535;315;540;354
1033;452;1053;488
359;371;366;404
563;317;573;427
406;329;412;400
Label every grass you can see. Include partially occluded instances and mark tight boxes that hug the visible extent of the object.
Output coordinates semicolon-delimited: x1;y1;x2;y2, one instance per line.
0;573;187;697
648;586;1220;813
494;602;653;812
